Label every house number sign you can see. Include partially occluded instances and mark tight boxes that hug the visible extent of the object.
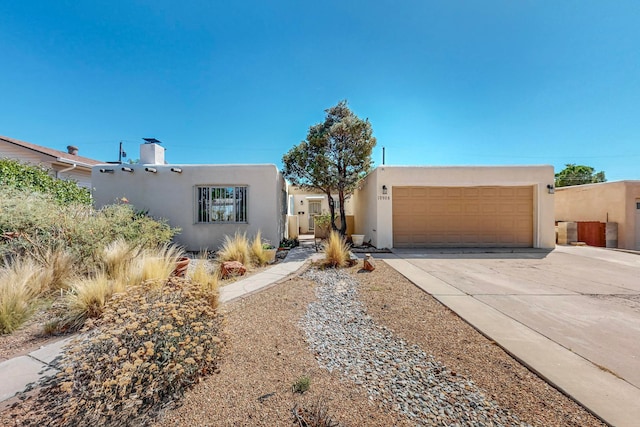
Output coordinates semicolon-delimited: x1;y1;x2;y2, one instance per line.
377;195;391;200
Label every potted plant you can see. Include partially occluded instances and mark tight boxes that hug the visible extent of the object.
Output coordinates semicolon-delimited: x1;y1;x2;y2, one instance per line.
262;242;277;264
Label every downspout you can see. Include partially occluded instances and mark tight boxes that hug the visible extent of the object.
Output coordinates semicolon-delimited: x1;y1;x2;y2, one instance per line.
56;163;77;178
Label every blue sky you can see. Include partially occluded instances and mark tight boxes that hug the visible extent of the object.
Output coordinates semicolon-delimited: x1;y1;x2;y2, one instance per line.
1;1;638;181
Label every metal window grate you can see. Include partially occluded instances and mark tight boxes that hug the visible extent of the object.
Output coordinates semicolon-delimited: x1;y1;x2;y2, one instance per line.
197;186;247;223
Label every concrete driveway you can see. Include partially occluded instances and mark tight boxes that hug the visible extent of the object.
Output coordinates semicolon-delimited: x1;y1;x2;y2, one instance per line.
384;245;640;426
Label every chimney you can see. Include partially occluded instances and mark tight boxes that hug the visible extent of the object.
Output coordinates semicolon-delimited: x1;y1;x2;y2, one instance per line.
140;138;165;165
67;145;79;155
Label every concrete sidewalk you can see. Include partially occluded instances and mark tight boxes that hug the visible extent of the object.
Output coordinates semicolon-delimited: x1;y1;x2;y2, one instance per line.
384;251;640;427
0;245;318;405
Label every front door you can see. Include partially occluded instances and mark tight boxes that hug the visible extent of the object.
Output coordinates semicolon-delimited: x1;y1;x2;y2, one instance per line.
308;201;322;231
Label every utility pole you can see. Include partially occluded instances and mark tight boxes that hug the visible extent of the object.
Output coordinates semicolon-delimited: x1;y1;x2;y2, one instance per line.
118;141;127;164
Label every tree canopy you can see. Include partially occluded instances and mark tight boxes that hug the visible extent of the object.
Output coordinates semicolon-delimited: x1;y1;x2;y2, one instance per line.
282;100;376;235
555;164;606;187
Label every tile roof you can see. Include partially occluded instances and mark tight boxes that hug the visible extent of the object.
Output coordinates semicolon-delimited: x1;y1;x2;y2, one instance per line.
0;135;103;166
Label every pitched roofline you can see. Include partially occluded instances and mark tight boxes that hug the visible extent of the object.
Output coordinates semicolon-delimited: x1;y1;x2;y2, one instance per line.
0;135;103;166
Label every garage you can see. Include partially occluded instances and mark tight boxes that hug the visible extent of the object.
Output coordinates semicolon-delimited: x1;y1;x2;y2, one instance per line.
392;186;533;248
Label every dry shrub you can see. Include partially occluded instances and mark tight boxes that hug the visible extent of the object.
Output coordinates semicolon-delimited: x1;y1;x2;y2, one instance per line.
26;277;224;426
217;232;251;266
0;258;42;333
292;401;343;427
322;231;350;268
251;230;271;266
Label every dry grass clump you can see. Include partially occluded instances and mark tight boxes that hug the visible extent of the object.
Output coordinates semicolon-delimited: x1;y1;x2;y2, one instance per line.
189;253;220;297
251;230;272;266
102;238;139;282
53;243;185;333
217;231;251;265
0;259;40;333
129;243;184;286
22;277;224;427
292;401;343;427
61;273;116;332
321;231;350;268
0;257;60;333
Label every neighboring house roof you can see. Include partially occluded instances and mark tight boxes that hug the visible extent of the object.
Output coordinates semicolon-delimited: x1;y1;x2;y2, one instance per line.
0;135;103;167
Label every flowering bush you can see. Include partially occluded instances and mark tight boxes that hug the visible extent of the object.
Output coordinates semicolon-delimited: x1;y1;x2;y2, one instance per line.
27;277;224;426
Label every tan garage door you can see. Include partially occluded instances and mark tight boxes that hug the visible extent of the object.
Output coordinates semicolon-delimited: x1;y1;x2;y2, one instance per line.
393;186;533;248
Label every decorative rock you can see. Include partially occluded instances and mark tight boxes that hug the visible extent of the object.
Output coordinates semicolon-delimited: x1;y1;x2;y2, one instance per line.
173;256;190;278
347;252;358;267
363;254;376;271
301;268;529;427
220;261;246;279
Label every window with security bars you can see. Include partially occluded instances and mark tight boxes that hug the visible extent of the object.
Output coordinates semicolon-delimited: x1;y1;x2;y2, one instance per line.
196;186;247;223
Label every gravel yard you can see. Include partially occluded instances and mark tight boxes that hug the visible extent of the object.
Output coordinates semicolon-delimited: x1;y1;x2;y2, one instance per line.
154;260;605;427
0;258;607;426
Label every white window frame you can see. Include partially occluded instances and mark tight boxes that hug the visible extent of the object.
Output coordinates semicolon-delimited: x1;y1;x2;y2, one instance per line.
195;185;248;223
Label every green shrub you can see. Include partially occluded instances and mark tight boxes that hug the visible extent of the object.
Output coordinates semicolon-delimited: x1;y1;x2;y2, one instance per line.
292;375;311;394
279;237;299;249
27;277;224;426
0;158;91;205
0;187;179;273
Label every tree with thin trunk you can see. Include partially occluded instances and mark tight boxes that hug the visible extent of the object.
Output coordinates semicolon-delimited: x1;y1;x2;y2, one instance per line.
282;100;376;236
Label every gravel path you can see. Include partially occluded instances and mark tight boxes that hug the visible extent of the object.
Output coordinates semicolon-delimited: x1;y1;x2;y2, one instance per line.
302;268;529;427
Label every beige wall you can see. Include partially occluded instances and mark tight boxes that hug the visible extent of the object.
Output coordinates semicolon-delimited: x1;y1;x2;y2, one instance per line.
353;165;556;249
287;186;354;234
555;181;640;250
92;164;286;251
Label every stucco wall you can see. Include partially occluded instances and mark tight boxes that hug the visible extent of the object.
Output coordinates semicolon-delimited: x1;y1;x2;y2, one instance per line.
287;186;354;234
92;164;285;251
354;165;556;249
555;181;640;250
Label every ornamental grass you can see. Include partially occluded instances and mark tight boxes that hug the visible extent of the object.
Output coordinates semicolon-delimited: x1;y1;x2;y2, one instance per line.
322;231;350;268
27;277;224;426
217;231;251;266
0;256;64;333
250;230;271;266
189;252;220;300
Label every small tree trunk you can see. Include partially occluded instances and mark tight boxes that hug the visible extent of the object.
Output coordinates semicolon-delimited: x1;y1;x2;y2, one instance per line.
338;189;347;236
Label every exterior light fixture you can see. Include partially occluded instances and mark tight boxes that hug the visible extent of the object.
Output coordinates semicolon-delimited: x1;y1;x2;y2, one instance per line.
547;184;555;194
170;167;182;173
382;185;388;195
121;167;133;173
300;200;304;205
99;168;114;173
145;167;157;173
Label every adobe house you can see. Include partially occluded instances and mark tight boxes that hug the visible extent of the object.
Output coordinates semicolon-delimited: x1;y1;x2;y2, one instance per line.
555;181;640;250
0;135;103;188
92;141;287;251
352;165;556;249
